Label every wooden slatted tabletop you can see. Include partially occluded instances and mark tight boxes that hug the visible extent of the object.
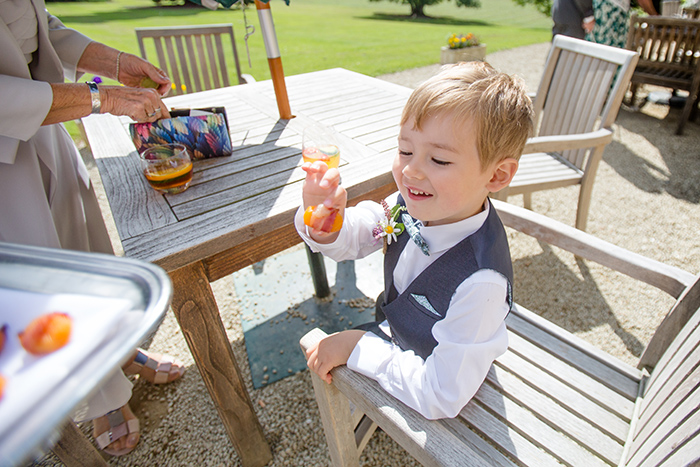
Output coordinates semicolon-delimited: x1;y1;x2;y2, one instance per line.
81;68;412;466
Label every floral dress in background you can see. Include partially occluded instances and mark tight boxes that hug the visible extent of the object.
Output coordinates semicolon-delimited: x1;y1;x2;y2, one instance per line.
586;0;630;48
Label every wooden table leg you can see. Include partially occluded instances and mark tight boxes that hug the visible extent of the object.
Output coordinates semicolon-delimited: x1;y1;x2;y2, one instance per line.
52;420;108;467
169;262;272;467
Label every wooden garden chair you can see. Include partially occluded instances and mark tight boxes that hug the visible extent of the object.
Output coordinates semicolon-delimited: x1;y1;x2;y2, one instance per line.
300;198;699;467
135;24;254;96
491;35;639;231
625;13;700;135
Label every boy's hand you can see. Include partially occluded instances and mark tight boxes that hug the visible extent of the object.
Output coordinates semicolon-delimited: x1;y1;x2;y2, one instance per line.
305;330;365;384
302;161;347;242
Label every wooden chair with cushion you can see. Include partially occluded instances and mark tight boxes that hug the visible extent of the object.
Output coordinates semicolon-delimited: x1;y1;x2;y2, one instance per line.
625;13;700;135
491;35;639;232
135;24;254;96
300;198;700;467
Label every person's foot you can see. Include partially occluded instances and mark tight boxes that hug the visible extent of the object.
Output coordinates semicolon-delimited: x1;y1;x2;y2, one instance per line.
123;348;185;384
93;403;140;456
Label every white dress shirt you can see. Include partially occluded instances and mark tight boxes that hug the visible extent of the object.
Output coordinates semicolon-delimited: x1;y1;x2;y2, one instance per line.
295;193;510;419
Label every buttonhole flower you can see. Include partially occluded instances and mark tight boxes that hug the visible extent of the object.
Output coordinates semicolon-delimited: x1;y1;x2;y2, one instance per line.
374;200;406;249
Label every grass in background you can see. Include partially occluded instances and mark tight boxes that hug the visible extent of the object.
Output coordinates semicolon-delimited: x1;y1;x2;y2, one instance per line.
51;0;550;141
51;0;550;80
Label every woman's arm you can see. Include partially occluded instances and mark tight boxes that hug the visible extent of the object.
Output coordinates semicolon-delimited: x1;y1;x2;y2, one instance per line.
42;41;173;125
42;82;170;126
77;42;171;95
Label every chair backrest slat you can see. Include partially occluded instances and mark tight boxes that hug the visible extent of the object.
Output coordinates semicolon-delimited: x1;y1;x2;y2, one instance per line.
194;35;210;90
535;39;633;169
202;35;219;89
627;14;700;72
164;37;183;95
182;35;201;93
172;36;193;95
135;24;244;96
214;33;230;88
623;285;700;467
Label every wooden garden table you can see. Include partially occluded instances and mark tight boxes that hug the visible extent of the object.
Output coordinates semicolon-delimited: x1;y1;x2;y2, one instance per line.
81;68;412;466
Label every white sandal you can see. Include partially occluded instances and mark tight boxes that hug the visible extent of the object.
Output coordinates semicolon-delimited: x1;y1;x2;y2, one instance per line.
123;348;185;384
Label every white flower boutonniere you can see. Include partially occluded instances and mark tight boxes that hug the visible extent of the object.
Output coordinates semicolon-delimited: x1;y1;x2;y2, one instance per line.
373;200;406;253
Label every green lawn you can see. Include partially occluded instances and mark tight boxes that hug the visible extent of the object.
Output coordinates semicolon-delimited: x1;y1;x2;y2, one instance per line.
51;0;551;142
50;0;551;81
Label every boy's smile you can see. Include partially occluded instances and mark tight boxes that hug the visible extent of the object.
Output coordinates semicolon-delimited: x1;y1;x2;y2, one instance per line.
393;113;496;226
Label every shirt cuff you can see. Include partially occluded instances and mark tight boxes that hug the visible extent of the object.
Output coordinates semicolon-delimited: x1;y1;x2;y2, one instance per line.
347;331;392;378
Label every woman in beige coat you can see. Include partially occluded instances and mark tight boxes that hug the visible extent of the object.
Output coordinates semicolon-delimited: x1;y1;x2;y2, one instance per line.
1;0;183;456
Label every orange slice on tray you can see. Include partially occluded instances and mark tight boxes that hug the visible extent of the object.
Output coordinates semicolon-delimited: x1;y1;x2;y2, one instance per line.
19;312;72;356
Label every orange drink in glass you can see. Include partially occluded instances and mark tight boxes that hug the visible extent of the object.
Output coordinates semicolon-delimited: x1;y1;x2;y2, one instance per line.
140;143;193;194
302;127;340;168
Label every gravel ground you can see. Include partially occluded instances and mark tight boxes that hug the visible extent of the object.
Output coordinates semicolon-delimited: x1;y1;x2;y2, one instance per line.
34;42;700;466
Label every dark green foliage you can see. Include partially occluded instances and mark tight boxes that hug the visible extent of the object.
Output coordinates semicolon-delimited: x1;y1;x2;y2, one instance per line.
511;0;551;16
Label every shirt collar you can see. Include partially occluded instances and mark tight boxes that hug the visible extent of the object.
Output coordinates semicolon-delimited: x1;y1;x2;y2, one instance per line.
418;200;490;254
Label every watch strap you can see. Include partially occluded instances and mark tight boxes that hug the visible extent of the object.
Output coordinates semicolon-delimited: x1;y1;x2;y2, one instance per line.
87;81;101;114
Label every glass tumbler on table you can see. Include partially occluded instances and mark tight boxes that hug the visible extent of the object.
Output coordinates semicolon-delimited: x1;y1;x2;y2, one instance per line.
140;143;193;195
302;127;340;169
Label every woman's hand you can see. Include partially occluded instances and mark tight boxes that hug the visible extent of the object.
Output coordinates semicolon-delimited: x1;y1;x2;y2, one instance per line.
44;82;170;126
78;42;170;96
100;86;171;122
116;52;172;97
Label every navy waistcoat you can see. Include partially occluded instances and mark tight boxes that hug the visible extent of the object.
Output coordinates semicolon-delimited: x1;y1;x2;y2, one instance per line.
362;196;513;361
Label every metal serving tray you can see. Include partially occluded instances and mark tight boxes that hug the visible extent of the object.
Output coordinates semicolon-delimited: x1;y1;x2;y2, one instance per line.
0;242;172;466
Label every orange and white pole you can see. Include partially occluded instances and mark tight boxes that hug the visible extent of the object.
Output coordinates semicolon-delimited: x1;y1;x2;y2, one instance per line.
254;0;293;119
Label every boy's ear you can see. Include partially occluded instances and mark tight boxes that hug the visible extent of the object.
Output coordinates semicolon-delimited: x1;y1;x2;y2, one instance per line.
485;157;518;193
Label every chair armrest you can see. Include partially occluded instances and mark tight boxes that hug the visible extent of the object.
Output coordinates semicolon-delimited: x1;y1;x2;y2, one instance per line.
241;73;256;84
300;327;475;465
300;327;325;354
523;128;613;154
492;199;695;298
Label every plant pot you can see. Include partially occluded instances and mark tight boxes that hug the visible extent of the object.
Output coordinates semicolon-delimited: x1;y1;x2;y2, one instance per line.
440;44;487;65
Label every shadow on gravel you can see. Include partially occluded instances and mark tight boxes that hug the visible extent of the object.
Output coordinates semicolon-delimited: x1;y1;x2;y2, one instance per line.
512;241;645;358
604;107;700;204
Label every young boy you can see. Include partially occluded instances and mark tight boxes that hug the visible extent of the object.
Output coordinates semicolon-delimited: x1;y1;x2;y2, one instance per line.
295;62;534;420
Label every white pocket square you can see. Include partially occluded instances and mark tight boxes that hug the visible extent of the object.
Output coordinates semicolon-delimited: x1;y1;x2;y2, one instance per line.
411;294;440;316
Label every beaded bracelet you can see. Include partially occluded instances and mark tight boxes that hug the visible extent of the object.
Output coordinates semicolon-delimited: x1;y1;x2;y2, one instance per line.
116;51;124;83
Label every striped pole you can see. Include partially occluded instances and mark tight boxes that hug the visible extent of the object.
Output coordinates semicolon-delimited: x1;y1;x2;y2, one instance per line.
254;0;293;119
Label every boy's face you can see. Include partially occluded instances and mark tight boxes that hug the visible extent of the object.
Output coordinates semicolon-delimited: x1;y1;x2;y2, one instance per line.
393;113;494;226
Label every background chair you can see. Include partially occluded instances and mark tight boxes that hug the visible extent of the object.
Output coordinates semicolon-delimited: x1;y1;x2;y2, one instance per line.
683;6;700;19
301;199;700;467
625;13;700;135
135;24;253;96
492;35;638;231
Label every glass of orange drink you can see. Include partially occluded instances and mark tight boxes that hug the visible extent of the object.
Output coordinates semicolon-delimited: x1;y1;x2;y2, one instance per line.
140;143;193;195
302;126;340;169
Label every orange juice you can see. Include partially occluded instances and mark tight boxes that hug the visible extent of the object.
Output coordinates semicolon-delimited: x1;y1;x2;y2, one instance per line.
302;144;340;169
144;162;193;194
140;143;192;194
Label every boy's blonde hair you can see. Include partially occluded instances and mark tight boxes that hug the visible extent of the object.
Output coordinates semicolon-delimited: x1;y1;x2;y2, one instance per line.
401;61;534;169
